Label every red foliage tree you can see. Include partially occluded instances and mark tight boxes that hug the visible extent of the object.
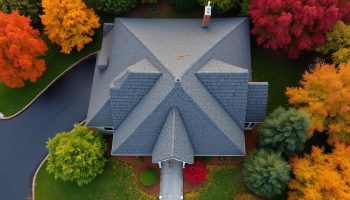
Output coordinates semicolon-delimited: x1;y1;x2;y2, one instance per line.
183;160;207;185
248;0;350;58
0;11;48;88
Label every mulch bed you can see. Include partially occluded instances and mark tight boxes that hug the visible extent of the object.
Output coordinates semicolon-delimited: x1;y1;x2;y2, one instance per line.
102;125;260;196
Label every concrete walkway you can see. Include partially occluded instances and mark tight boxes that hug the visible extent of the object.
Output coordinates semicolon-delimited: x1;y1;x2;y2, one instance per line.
160;160;183;200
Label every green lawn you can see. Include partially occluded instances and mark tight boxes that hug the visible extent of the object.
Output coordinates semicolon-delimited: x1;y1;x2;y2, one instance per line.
185;164;247;200
251;41;311;114
35;159;156;200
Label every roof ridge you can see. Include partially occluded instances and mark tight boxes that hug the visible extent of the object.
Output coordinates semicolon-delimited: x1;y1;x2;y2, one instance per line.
182;18;249;78
117;18;175;79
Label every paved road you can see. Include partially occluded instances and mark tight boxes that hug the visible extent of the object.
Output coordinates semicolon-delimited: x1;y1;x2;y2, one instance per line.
0;56;96;200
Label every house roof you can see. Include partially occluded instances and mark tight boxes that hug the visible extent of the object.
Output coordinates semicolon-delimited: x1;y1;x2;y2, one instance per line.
152;107;194;164
86;18;262;162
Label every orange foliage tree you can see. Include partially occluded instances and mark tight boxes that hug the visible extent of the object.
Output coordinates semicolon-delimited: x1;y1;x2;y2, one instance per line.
286;62;350;144
0;11;47;88
41;0;100;54
288;142;350;200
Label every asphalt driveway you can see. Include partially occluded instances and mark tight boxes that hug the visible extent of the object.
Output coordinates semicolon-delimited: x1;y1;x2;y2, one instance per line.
0;55;96;200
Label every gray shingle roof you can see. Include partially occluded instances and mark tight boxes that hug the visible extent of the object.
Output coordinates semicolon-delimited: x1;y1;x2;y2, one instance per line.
152;107;194;164
87;18;267;161
246;82;269;122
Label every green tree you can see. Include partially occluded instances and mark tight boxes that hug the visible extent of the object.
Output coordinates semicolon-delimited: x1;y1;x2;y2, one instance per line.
0;0;42;26
198;0;241;13
94;0;137;15
259;107;309;157
316;20;350;64
243;149;291;198
46;125;107;186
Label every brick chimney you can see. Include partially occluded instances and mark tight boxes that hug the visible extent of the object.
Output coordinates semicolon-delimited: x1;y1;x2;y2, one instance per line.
202;1;211;28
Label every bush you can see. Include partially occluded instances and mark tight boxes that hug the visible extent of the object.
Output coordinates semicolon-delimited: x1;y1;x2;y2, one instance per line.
243;149;291;198
171;0;198;11
140;0;157;4
94;0;137;15
46;125;107;186
136;156;144;164
259;107;309;157
234;192;258;200
140;168;158;186
198;0;241;14
0;0;42;27
184;160;207;185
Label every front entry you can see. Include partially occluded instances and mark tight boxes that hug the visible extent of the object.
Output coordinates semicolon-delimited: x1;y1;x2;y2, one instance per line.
159;160;183;200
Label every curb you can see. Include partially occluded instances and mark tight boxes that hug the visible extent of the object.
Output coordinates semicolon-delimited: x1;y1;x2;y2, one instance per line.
0;52;98;120
31;155;49;200
31;120;86;200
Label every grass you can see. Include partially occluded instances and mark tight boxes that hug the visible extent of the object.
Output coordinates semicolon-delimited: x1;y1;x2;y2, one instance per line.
251;41;312;114
185;164;247;200
0;13;115;117
35;158;156;200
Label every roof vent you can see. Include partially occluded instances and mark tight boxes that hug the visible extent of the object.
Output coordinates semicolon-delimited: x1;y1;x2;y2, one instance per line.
98;56;109;71
202;1;211;28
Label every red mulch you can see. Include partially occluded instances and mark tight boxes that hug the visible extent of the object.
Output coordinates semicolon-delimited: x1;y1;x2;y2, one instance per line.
102;125;260;195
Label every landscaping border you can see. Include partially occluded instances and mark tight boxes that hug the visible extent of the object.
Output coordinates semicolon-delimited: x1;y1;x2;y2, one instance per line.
0;52;98;120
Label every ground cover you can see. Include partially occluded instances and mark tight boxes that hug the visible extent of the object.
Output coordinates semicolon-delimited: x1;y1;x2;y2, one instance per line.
35;158;156;200
184;165;247;200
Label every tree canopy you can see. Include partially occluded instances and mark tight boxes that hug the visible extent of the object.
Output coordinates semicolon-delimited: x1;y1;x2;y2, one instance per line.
259;107;309;156
0;11;47;88
41;0;100;54
316;20;350;64
286;61;350;145
288;142;350;200
248;0;350;58
46;125;107;186
243;149;291;198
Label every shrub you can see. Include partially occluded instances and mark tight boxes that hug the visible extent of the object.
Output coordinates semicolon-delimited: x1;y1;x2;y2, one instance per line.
46;125;107;186
198;0;241;13
184;160;207;185
171;0;198;11
140;168;158;186
316;20;350;64
94;0;137;15
140;0;157;4
234;192;258;200
136;156;144;164
243;149;291;198
259;107;309;156
0;0;42;27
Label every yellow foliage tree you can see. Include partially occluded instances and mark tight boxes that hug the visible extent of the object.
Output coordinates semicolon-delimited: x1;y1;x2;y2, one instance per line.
288;142;350;200
41;0;100;54
286;61;350;144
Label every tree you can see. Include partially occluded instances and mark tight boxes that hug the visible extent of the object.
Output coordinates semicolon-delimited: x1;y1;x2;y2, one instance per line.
171;0;198;11
316;20;350;64
242;149;291;198
234;193;258;200
41;0;100;54
94;0;137;15
0;0;42;27
259;107;309;157
198;0;241;14
0;11;47;88
286;62;350;145
184;160;207;184
248;0;350;58
288;142;350;200
46;125;107;186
